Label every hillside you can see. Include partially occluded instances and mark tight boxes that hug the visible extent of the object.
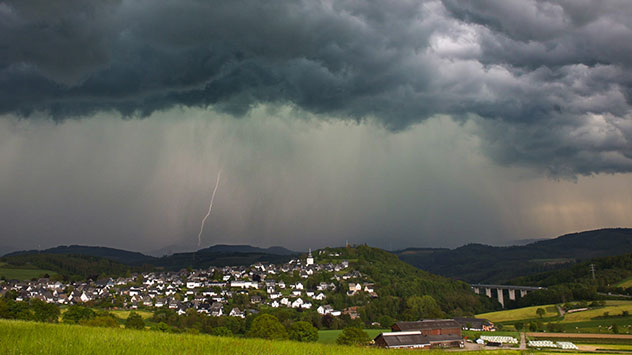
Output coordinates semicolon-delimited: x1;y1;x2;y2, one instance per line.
397;228;632;284
320;246;498;320
5;244;297;270
152;250;295;269
198;244;296;255
0;253;147;280
508;253;632;289
6;245;157;265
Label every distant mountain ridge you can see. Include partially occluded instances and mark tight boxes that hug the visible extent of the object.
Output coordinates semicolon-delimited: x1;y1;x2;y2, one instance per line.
198;244;296;255
4;244;297;269
396;228;632;284
5;245;156;265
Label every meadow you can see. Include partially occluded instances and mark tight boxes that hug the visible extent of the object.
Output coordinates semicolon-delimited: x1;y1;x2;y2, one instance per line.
0;319;520;355
616;277;632;288
478;301;632;335
0;262;57;280
317;329;388;344
477;304;559;323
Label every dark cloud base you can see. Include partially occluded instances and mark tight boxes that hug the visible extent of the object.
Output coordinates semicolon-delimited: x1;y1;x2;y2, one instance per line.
1;0;632;175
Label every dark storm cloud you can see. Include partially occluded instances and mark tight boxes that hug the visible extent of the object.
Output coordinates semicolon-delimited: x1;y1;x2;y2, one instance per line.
1;0;632;175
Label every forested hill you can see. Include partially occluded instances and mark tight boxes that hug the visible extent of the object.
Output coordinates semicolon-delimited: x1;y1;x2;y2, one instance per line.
508;253;632;289
5;244;297;270
0;253;149;281
396;228;632;284
6;245;156;265
324;246;498;320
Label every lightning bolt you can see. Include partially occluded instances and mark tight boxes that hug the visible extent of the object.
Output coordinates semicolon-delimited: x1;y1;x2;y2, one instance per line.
197;170;222;247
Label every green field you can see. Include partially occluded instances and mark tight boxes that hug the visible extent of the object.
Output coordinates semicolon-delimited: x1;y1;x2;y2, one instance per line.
0;262;57;280
562;303;632;323
107;310;154;320
317;329;388;344
0;320;519;354
617;277;632;288
477;304;559;323
477;301;632;334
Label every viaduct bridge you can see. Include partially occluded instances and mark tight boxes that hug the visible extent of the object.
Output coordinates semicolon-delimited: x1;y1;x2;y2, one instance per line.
471;284;546;308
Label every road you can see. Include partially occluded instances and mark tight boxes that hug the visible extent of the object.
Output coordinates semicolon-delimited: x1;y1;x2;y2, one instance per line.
519;332;526;350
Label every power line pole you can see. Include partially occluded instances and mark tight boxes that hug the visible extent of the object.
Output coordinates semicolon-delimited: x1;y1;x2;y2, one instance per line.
590;264;596;280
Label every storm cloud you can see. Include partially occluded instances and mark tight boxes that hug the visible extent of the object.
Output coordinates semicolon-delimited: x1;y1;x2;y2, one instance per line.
1;0;632;175
1;107;631;252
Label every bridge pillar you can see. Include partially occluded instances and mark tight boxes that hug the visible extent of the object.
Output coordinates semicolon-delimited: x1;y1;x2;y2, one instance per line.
520;290;528;298
473;287;480;295
508;289;516;301
485;288;492;298
497;288;505;308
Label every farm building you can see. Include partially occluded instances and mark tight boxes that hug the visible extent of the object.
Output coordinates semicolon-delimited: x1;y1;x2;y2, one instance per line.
374;331;464;349
385;319;464;349
392;319;461;336
374;331;431;349
453;317;495;331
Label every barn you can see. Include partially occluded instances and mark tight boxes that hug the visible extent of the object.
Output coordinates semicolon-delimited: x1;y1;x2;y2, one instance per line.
385;319;464;349
374;331;431;349
392;319;462;336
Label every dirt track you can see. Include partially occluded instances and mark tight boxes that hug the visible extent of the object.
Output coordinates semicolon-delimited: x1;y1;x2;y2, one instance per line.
527;332;632;339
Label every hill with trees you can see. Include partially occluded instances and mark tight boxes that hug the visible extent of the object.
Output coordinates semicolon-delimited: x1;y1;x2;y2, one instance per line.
4;244;296;270
0;253;147;281
396;228;632;284
317;245;498;323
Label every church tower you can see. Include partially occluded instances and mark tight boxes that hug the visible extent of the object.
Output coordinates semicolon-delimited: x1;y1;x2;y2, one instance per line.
306;248;314;265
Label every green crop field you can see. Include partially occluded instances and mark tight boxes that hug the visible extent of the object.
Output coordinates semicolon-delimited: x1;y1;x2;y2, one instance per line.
477;304;559;323
0;320;520;354
0;262;57;280
317;329;388;344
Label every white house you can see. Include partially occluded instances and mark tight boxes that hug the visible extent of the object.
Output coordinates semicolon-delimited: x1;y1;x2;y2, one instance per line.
291;298;304;308
229;308;245;318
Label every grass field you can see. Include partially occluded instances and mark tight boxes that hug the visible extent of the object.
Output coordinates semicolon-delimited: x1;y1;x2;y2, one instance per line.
476;301;632;334
108;310;154;320
562;302;632;323
477;304;559;323
617;277;632;288
0;320;520;355
0;262;57;280
317;329;388;344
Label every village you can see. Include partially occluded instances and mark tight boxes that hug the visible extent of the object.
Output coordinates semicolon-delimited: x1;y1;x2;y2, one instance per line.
0;250;377;320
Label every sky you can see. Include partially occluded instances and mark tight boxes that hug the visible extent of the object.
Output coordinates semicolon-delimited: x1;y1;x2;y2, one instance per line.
1;0;631;253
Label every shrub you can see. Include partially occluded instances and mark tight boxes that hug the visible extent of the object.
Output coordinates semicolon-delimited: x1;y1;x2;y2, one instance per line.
288;321;318;342
126;311;145;329
29;299;60;323
336;327;370;346
63;305;95;324
246;314;288;340
210;326;232;337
